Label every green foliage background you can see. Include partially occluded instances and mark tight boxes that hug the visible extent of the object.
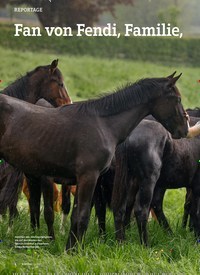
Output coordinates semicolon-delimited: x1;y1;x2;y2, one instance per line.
100;0;200;36
1;24;200;66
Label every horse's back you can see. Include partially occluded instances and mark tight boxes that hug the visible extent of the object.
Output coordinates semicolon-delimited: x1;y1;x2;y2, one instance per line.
127;120;169;164
0;96;114;178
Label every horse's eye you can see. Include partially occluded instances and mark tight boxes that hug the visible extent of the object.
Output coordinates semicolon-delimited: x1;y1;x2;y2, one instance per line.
59;83;64;87
177;97;181;103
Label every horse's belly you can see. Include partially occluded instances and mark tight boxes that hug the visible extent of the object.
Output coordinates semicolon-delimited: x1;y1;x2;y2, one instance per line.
159;165;193;189
1;140;76;178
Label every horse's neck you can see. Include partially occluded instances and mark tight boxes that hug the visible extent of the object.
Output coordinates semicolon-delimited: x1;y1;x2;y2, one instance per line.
104;104;149;144
2;77;36;103
2;89;26;101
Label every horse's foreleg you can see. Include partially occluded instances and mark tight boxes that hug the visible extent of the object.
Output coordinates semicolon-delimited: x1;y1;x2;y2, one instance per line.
66;191;78;251
26;177;41;230
41;177;55;240
77;173;99;242
66;172;98;251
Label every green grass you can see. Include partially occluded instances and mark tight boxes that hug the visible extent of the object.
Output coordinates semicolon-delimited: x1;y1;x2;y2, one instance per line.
0;46;200;273
1;23;200;66
0;189;200;274
0;47;199;107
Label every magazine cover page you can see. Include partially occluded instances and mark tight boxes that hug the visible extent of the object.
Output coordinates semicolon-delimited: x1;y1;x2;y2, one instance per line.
0;0;199;274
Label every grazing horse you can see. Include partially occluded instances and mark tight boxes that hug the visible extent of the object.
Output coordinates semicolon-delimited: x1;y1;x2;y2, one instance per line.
0;59;71;227
112;114;199;246
0;73;188;250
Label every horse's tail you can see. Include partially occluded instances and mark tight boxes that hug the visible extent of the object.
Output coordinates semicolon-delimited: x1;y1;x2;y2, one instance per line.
111;141;129;212
0;163;23;214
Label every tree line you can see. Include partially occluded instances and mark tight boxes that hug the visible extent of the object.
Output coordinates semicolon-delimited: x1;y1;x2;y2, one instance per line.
0;0;134;28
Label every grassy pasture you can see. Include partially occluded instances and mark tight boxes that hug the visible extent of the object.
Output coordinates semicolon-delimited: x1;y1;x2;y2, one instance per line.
1;24;200;67
0;46;199;274
0;47;199;107
1;189;200;274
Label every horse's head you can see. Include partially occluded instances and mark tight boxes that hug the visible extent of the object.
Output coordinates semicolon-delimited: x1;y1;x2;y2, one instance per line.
150;72;189;139
30;59;72;107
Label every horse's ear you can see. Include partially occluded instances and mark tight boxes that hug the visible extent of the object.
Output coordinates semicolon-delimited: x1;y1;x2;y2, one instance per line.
49;59;58;74
166;71;176;79
167;73;182;87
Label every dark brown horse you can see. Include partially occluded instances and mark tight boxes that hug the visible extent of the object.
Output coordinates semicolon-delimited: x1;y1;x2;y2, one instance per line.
0;73;188;250
0;59;71;228
173;108;200;231
112;113;199;246
1;59;71;106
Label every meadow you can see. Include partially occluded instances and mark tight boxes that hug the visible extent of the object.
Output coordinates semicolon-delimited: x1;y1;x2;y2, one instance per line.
0;45;200;274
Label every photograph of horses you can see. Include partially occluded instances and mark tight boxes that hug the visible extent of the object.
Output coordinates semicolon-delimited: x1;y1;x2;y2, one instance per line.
0;0;199;274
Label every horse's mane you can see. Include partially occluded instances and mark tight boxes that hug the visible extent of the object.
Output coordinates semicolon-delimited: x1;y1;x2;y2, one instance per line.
76;78;167;117
1;75;29;99
0;66;45;100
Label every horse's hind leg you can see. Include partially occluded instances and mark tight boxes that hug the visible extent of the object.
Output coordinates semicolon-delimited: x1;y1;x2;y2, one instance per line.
62;185;71;215
113;176;135;242
8;181;22;228
8;204;19;230
60;183;71;233
182;188;193;229
112;174;128;242
93;179;107;236
134;178;157;246
41;176;55;240
151;187;172;233
190;173;200;238
190;195;200;238
124;178;138;228
26;176;41;231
